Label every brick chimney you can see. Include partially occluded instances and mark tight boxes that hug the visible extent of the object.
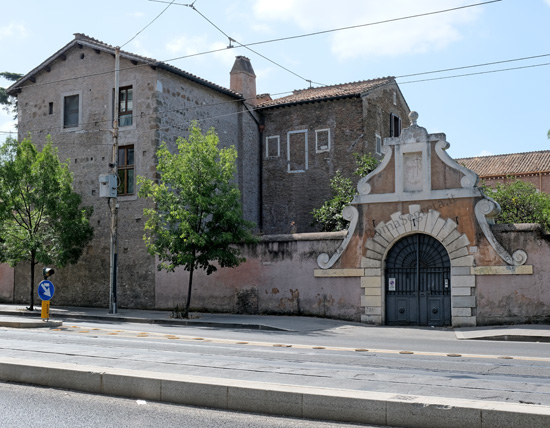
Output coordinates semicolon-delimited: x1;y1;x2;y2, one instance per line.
230;56;257;106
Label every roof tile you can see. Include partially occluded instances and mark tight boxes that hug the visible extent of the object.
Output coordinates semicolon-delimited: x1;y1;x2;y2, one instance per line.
257;77;395;108
457;150;550;177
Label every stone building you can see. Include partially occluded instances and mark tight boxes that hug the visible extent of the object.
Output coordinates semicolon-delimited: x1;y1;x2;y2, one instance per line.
4;34;261;308
2;34;409;310
257;79;409;234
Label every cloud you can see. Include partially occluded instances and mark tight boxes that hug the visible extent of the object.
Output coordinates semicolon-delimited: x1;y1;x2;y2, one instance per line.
252;0;481;60
0;23;27;41
165;35;211;57
127;11;145;18
476;149;493;157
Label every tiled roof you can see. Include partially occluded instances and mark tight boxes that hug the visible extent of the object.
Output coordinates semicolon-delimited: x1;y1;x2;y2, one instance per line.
8;33;241;99
457;150;550;177
257;77;395;108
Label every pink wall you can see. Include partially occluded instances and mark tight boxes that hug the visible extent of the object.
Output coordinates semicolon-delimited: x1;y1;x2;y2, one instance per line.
155;232;363;321
0;264;14;302
476;224;550;325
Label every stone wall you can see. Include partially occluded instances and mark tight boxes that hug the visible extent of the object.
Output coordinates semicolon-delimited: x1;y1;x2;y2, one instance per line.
154;232;363;321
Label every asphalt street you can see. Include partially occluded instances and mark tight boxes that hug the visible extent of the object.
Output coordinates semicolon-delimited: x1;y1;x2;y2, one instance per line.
1;305;550;427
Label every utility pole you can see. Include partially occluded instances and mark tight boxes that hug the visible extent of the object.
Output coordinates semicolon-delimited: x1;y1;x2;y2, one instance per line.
109;46;120;314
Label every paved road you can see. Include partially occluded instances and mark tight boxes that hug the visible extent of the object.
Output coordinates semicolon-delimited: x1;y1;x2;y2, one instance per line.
1;318;549;406
0;382;389;428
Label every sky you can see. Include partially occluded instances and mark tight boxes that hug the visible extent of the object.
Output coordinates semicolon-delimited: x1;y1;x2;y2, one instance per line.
1;0;549;159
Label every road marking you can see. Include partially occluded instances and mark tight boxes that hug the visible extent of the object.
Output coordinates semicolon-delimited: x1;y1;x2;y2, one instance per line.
43;326;550;363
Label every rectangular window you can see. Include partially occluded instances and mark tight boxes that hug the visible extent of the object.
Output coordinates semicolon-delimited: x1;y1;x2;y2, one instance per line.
315;129;330;153
287;130;308;173
48;102;53;115
390;113;401;137
63;94;79;128
266;136;280;158
119;86;133;127
118;145;135;195
375;133;382;155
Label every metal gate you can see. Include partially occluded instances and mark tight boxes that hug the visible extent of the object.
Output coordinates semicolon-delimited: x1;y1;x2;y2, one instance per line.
385;234;451;326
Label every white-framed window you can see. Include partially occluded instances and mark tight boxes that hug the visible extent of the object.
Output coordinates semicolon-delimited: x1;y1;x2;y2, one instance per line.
375;133;382;155
118;86;133;127
287;129;308;173
62;91;82;130
315;128;330;153
265;135;280;158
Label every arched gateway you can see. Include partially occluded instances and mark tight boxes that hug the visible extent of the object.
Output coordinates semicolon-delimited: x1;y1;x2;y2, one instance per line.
316;112;529;328
385;234;451;326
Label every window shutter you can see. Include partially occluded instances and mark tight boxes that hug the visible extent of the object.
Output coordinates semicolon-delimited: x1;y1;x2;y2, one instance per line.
390;113;395;137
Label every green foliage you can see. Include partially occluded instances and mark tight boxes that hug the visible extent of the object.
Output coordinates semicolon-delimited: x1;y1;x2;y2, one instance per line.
312;152;379;232
0;72;22;119
484;179;550;230
0;136;94;309
138;121;257;318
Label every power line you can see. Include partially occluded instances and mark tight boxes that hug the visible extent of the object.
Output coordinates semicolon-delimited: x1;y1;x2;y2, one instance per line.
186;3;325;87
6;57;550;139
398;62;550;85
150;0;502;54
7;0;506;92
396;53;550;79
121;1;176;48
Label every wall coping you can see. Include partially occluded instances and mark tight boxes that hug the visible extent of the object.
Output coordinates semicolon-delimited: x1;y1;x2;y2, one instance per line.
260;231;346;243
492;223;547;234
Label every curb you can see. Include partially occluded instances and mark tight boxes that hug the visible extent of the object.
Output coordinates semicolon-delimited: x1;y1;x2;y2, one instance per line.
0;310;289;331
0;319;62;328
0;357;549;427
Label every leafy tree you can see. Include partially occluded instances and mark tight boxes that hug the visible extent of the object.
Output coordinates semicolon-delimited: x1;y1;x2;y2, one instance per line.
0;72;22;120
138;122;257;319
0;136;94;310
484;178;550;230
311;152;378;232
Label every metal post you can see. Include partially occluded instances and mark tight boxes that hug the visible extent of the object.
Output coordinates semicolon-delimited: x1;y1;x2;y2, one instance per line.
109;47;120;314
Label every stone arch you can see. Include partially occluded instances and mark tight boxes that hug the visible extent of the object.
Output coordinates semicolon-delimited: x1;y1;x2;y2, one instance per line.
360;204;476;327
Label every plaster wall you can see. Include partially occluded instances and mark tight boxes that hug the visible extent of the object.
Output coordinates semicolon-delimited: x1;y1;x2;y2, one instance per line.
476;225;550;325
155;233;362;321
0;264;14;302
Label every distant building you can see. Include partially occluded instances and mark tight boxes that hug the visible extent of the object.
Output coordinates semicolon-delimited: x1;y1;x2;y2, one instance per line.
457;150;550;193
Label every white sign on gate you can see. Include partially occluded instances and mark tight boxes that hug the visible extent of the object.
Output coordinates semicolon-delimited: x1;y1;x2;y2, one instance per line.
388;278;396;292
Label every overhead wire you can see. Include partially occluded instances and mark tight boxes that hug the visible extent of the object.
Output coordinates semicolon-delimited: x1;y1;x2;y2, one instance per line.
151;0;502;50
186;3;325;87
120;0;177;48
4;0;509;92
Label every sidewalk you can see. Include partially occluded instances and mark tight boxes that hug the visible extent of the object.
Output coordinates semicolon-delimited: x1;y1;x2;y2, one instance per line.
1;303;549;342
1;303;550;427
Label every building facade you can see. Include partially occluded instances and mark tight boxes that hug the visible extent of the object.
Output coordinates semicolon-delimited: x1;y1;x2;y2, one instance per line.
3;34;408;310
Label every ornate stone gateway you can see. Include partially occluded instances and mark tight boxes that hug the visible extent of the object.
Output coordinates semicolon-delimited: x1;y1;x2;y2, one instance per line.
385;234;451;326
315;112;532;327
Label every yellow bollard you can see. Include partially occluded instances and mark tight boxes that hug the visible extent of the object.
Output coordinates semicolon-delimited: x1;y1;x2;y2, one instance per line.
41;300;50;321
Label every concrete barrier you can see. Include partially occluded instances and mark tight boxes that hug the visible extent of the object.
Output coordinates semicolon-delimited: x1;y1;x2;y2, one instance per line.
0;357;549;427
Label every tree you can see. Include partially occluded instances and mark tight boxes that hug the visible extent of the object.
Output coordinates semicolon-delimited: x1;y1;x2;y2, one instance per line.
484;178;550;230
0;136;94;310
138;122;257;319
311;152;378;232
0;72;22;120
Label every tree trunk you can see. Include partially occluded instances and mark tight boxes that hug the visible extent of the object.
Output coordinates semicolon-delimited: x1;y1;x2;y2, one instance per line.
184;265;194;319
28;252;36;311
